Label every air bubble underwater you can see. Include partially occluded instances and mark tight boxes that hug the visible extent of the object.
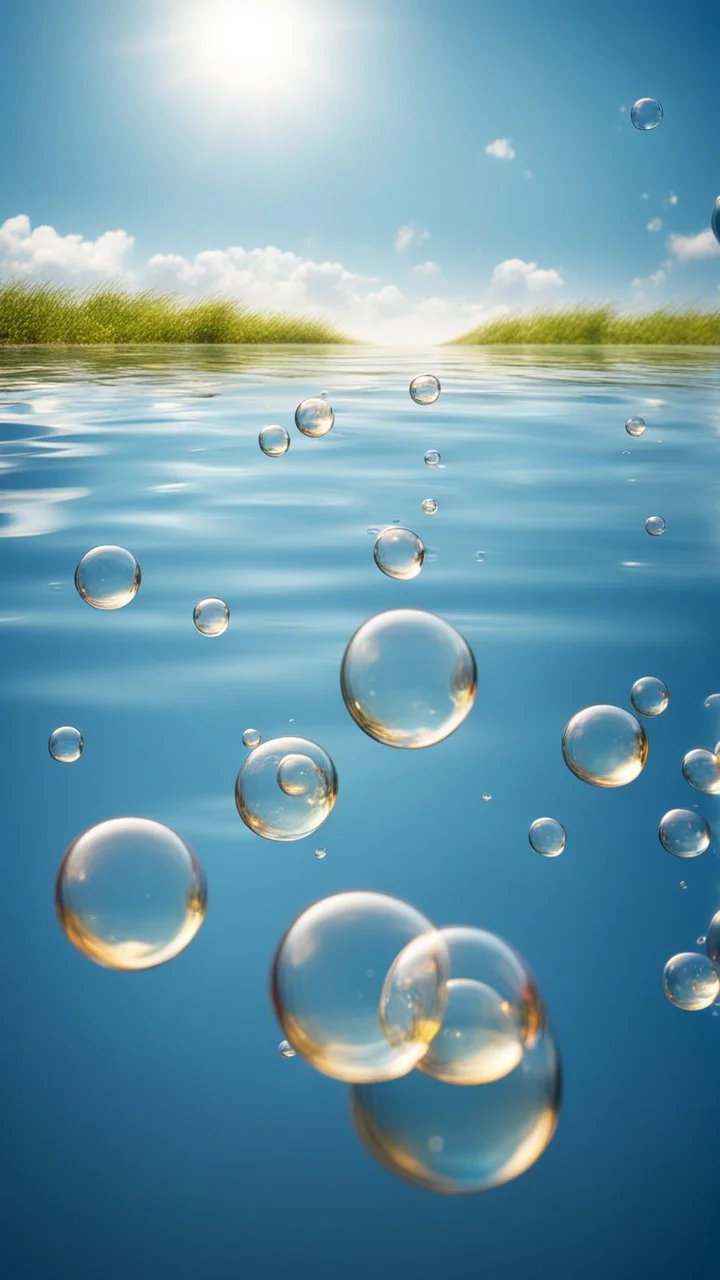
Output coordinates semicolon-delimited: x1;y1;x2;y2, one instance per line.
562;705;648;788
630;98;663;131
236;736;337;840
74;545;141;610
373;528;425;581
48;726;84;764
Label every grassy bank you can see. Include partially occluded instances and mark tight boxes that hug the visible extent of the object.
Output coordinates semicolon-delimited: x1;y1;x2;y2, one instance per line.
0;282;345;344
453;307;720;345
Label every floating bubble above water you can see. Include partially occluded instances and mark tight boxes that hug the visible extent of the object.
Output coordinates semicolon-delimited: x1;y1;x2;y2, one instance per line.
681;748;720;794
350;1031;561;1195
421;498;438;515
295;397;335;438
272;891;446;1083
630;675;669;717
242;727;261;750
630;97;663;131
314;846;327;860
55;817;207;970
658;808;711;858
424;449;441;467
341;608;477;749
373;528;425;581
705;911;720;969
529;817;566;858
625;416;646;437
193;597;229;637
259;424;290;457
562;704;648;788
277;752;323;798
409;375;441;406
278;1039;296;1058
74;545;141;610
236;735;337;840
712;197;720;247
662;952;719;1011
48;725;84;764
645;515;666;537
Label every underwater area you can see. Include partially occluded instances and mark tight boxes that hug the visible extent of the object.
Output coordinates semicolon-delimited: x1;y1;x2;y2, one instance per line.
2;343;720;1278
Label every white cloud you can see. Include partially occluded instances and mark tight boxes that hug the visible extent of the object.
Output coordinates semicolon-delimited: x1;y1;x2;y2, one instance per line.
412;260;439;276
394;222;430;254
485;138;516;161
631;268;666;289
0;214;133;282
666;191;679;206
647;217;663;232
667;228;720;262
491;257;564;294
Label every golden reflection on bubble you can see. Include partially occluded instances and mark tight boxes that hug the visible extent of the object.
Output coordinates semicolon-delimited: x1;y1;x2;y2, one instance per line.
236;736;337;841
562;704;648;787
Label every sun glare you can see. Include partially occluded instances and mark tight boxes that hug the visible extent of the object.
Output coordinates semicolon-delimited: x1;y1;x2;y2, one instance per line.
185;1;312;94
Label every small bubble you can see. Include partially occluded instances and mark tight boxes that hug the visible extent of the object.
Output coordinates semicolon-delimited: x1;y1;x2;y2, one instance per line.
428;1136;444;1154
193;597;229;637
295;397;335;438
424;449;441;467
315;847;327;860
474;550;486;563
48;726;84;764
409;374;441;405
698;936;707;946
421;498;438;515
242;728;261;750
259;424;290;457
625;416;646;437
663;952;719;1010
236;736;337;841
482;793;492;802
75;545;141;610
630;675;669;717
278;1040;296;1058
630;98;663;131
288;717;296;724
529;817;566;858
622;449;632;457
562;704;647;788
658;809;711;859
48;581;65;592
367;526;382;536
679;880;688;890
644;515;665;537
704;693;720;710
277;753;324;798
682;748;720;794
373;528;425;581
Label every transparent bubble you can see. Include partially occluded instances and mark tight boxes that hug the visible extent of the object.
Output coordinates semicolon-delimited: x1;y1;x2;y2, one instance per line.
625;416;646;437
679;880;688;890
474;551;486;563
562;704;648;788
658;808;711;858
242;727;261;750
712;196;720;248
350;1032;561;1195
482;793;492;802
259;424;290;457
705;910;720;969
340;608;477;749
315;846;327;860
278;1039;296;1058
704;693;720;710
622;449;632;457
48;725;84;764
682;748;720;794
277;752;323;798
74;545;141;610
236;735;337;841
645;515;666;537
55;817;207;970
271;891;446;1083
373;528;425;581
193;597;229;637
381;927;544;1087
529;817;566;858
631;97;663;131
409;375;441;406
630;675;669;717
424;449;441;467
421;498;438;516
662;952;719;1011
697;936;707;946
295;397;335;438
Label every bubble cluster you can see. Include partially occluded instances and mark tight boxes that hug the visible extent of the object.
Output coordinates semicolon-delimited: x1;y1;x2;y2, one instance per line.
421;498;438;515
340;608;477;749
48;725;84;764
663;952;719;1011
658;809;711;858
424;449;441;467
259;424;290;457
630;676;669;717
242;727;261;750
625;416;647;437
630;97;663;131
55;817;207;970
373;528;425;581
193;597;230;636
562;704;648;788
409;375;441;405
682;748;720;794
235;735;337;840
529;817;566;858
75;545;141;610
645;515;666;537
295;397;335;438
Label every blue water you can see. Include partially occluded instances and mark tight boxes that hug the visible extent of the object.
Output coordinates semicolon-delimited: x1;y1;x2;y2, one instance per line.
2;344;720;1279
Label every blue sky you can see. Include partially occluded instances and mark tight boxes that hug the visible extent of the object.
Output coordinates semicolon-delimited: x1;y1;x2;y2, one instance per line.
1;0;719;339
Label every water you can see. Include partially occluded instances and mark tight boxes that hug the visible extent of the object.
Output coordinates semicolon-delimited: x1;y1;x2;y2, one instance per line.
4;344;720;1276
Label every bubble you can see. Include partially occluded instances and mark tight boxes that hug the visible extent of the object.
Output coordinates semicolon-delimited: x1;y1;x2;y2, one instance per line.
193;597;229;637
529;817;566;858
645;515;666;537
74;545;141;610
482;793;492;802
278;1040;296;1058
409;375;441;405
424;449;441;467
474;551;486;563
421;498;438;515
277;752;323;797
697;936;707;946
373;528;425;581
259;424;290;457
562;704;648;788
271;891;446;1083
55;817;206;970
705;910;720;969
658;809;711;858
381;927;544;1086
242;727;261;750
682;748;720;794
350;1031;561;1195
631;97;663;131
679;880;688;890
236;735;337;841
295;397;335;438
630;675;669;717
625;416;646;437
622;450;632;457
340;608;477;749
314;846;327;860
712;196;720;248
48;725;84;764
704;693;720;710
662;953;719;1011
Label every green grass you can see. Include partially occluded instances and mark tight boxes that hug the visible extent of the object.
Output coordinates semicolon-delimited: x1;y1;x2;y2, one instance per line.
0;282;346;344
452;306;720;345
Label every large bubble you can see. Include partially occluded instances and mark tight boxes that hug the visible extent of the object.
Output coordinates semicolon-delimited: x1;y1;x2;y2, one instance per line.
74;545;141;610
271;891;447;1083
235;735;337;840
381;926;544;1086
658;808;710;858
259;424;290;457
630;97;663;131
409;375;441;405
193;597;229;636
662;952;719;1011
295;397;335;438
529;817;566;858
561;704;648;787
350;1032;561;1195
48;725;84;764
681;748;720;794
55;817;207;970
373;528;425;581
625;416;646;437
340;608;477;749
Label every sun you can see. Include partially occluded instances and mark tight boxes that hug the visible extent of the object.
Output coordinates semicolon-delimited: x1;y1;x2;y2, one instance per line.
182;0;312;94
